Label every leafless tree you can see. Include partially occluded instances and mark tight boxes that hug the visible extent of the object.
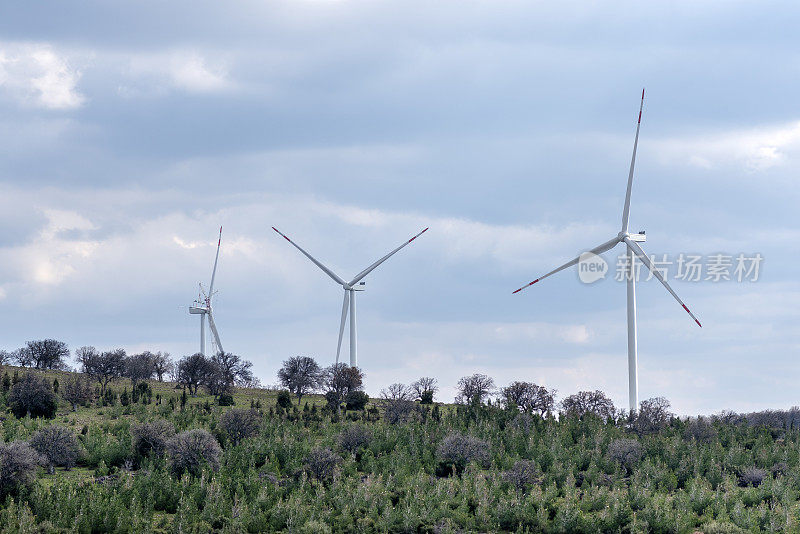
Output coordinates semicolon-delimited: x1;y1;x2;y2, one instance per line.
12;347;34;368
81;348;126;396
381;383;412;401
152;352;173;382
436;433;490;475
559;390;616;420
501;381;556;416
455;374;495;406
410;377;438;403
125;352;156;386
631;397;673;435
213;352;254;387
738;467;768;487
304;447;341;481
220;408;262;445
503;460;540;492
337;425;372;456
62;373;93;411
0;351;11;366
607;438;642;473
167;429;222;476
324;363;364;412
278;356;324;403
26;339;69;370
30;425;80;473
0;441;42;497
131;420;175;458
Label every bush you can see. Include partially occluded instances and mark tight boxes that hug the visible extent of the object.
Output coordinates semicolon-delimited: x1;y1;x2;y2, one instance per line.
383;399;418;424
345;391;369;411
436;433;490;476
220;408;262;445
304;447;341;481
276;390;293;409
131;419;175;458
30;425;80;472
607;438;643;472
166;429;222;476
8;373;59;418
217;393;235;406
336;424;371;455
0;441;42;497
738;467;767;487
502;459;540;492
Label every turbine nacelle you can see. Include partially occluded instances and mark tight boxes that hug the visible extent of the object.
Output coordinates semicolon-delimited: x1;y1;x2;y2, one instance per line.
618;231;646;243
513;89;701;413
343;282;366;291
273;226;428;367
187;226;224;356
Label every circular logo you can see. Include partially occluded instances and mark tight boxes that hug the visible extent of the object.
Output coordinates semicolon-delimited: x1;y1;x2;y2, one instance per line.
578;251;608;284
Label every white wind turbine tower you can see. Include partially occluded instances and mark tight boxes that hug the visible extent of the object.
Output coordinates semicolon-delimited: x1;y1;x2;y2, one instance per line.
513;90;701;413
272;226;428;367
188;226;224;356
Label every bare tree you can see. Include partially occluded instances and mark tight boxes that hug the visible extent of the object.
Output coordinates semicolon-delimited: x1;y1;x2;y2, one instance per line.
124;352;156;386
131;420;175;458
607;438;642;473
501;381;556;416
62;373;93;411
166;429;222;476
213;352;254;387
12;347;34;368
559;390;616;420
381;383;412;401
30;426;80;473
0;442;42;497
455;374;495;406
82;349;126;396
74;346;97;369
631;397;673;435
26;339;69;370
220;408;262;445
303;448;341;481
0;351;11;366
436;433;490;475
277;356;324;403
410;377;438;404
152;352;173;382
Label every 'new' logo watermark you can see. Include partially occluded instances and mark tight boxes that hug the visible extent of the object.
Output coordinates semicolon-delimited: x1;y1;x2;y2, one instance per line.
578;252;608;284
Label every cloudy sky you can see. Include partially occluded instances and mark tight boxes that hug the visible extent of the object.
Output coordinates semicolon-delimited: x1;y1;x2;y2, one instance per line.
1;1;798;415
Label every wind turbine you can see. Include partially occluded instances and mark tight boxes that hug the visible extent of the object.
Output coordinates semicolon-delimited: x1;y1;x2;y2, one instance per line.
272;226;428;367
188;226;224;356
512;90;701;413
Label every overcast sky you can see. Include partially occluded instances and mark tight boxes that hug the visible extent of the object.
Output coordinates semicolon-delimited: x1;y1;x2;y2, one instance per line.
1;1;798;415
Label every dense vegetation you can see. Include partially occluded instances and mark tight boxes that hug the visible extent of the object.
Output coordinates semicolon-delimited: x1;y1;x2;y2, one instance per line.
0;343;799;532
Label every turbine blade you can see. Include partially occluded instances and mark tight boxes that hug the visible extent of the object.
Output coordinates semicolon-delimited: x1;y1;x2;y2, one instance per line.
513;236;620;294
207;311;224;353
348;227;428;286
209;226;222;295
623;237;702;327
272;227;346;286
621;89;645;233
336;291;350;365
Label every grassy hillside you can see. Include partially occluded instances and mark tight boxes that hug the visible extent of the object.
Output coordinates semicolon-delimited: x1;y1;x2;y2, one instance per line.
0;366;797;533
